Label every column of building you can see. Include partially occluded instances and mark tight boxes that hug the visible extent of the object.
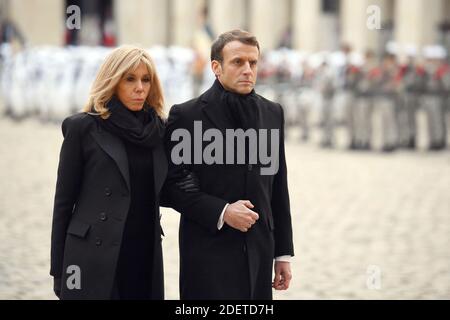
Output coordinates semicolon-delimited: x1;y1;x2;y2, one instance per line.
114;0;168;47
208;0;246;37
8;0;64;46
395;0;445;51
248;0;291;51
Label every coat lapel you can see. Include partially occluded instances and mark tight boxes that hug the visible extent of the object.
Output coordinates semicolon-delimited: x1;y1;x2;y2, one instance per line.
201;87;234;133
91;125;167;196
91;128;131;191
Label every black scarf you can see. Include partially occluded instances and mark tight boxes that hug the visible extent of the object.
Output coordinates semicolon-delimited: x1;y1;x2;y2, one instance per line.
95;96;164;148
212;79;263;165
213;79;261;130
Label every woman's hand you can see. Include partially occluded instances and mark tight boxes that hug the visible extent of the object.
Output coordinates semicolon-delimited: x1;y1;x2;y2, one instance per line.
175;169;200;193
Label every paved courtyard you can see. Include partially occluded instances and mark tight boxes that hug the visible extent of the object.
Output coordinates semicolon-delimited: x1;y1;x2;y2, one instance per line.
0;116;449;299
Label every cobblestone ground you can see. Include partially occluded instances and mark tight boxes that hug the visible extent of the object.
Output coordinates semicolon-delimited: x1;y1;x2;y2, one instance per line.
0;116;449;300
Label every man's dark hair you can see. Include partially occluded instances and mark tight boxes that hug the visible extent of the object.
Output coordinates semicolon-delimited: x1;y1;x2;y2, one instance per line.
210;29;260;63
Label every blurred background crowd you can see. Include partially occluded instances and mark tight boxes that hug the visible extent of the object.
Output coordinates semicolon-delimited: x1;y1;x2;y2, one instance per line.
1;0;450;152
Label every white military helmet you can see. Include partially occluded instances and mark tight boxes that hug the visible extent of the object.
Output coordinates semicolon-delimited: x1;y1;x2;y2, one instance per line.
423;45;447;60
386;41;399;55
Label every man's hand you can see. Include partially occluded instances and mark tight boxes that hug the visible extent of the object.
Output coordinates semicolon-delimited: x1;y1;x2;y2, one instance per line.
223;200;259;232
272;261;292;290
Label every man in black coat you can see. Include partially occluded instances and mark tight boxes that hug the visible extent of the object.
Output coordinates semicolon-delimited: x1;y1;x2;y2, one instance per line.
165;30;294;300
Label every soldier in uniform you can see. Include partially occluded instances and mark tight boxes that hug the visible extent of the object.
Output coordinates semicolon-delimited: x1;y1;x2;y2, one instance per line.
373;53;399;152
315;60;336;148
274;55;294;136
422;46;448;150
296;60;315;142
396;50;426;149
335;45;360;149
353;50;377;150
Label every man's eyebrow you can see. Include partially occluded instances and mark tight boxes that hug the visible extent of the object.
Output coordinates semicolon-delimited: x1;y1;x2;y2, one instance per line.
230;55;258;60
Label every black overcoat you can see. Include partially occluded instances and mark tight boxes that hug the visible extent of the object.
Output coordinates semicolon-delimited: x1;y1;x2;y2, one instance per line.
164;84;294;300
50;113;167;299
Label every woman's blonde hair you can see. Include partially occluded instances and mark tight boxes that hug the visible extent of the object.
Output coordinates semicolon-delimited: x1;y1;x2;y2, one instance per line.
83;45;165;118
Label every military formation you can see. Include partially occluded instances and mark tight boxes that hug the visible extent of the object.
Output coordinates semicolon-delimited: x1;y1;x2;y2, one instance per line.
1;43;449;152
257;45;450;152
0;44;197;122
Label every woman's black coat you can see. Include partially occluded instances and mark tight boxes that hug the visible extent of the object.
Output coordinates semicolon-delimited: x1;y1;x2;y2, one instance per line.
50;113;167;299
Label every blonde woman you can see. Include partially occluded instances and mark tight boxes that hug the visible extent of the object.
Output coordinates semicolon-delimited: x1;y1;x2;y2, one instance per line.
50;45;196;300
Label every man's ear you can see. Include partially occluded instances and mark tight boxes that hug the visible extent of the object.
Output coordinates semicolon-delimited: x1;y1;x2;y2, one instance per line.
211;60;221;78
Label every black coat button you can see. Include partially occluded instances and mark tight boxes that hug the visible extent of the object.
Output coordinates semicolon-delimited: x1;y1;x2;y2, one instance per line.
95;238;102;246
99;212;107;221
105;188;112;196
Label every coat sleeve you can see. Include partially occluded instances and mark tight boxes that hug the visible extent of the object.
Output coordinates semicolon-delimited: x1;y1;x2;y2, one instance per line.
271;105;295;258
162;104;228;234
50;116;84;278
